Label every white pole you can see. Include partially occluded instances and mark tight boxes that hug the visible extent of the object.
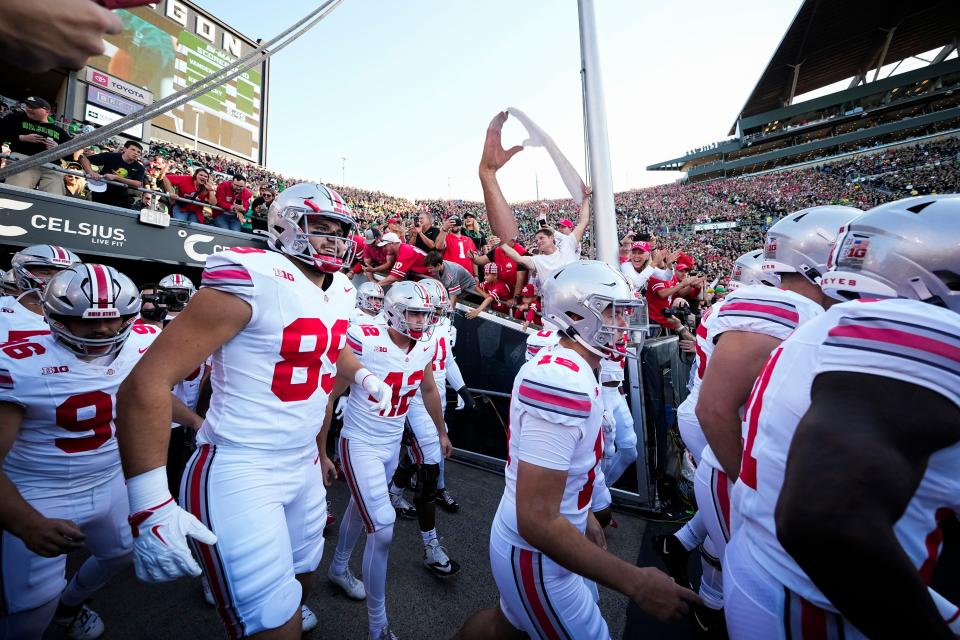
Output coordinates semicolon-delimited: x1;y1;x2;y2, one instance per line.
577;0;618;265
193;111;200;151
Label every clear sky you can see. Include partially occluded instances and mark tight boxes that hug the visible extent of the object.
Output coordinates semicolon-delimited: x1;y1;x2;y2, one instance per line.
196;0;802;202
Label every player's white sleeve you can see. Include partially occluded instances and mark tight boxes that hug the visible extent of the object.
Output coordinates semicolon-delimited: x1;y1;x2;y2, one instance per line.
712;288;820;342
515;359;593;428
814;301;960;408
516;413;580;471
445;346;466;390
200;252;257;309
345;324;364;357
0;362;22;406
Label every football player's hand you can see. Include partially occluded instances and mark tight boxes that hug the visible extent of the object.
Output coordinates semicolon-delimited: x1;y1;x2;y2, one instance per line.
629;567;701;622
128;497;216;582
585;512;607;551
456;386;476;412
334;396;347;421
359;371;393;414
18;515;85;557
319;455;338;486
439;433;453;459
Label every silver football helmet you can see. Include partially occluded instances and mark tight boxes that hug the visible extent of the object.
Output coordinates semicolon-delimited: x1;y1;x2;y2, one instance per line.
728;249;779;291
0;269;13;296
542;260;647;358
821;194;960;313
356;281;385;315
43;264;141;356
383;280;436;341
266;183;357;273
762;206;862;284
11;244;80;292
417;278;451;322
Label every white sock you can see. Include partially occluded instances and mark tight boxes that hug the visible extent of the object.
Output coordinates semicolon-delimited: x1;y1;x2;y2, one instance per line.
421;528;438;547
674;512;707;551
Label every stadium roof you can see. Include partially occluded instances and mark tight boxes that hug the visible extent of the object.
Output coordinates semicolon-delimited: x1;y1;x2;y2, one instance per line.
731;0;960;134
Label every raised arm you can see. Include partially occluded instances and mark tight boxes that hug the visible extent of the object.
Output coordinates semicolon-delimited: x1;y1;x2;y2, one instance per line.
478;112;523;242
572;187;592;243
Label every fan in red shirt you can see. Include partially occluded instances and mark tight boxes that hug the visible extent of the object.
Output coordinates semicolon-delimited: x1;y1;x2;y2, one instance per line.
162;167;216;224
467;263;513;319
437;216;478;274
376;232;430;285
513;283;543;328
471;238;528;298
212;173;253;232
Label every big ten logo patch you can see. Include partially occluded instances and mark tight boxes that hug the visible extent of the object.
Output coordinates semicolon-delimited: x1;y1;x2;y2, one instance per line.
273;268;295;282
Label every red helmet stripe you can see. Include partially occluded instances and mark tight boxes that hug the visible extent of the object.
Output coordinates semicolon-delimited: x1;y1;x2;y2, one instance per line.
90;264;110;308
51;245;68;263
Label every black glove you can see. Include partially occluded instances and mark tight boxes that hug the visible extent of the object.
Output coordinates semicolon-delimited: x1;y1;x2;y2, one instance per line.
456;386;476;411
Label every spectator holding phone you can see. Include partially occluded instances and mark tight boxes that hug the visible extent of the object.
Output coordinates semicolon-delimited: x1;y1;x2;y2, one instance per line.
436;215;478;274
162;166;217;224
0;97;72;195
409;211;440;251
213;172;252;232
249;187;275;233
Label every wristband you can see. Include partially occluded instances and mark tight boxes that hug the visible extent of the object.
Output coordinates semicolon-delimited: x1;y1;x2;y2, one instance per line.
354;367;373;387
126;466;171;511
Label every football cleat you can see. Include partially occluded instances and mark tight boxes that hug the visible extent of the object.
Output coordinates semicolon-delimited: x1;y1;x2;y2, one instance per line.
328;565;366;600
54;604;105;640
370;627;399;640
326;501;337;528
390;492;417;520
434;488;460;513
301;605;318;632
653;533;691;589
423;538;460;578
691;604;728;638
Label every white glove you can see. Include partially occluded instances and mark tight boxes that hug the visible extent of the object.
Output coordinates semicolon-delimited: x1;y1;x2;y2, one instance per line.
334;395;347;420
455;393;465;410
601;411;617;459
127;467;217;583
356;368;393;414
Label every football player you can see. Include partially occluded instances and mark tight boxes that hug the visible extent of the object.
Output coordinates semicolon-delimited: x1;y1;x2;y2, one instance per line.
0;264;201;640
0;245;80;342
354;281;386;325
725;195;960;639
599;339;637;487
320;281;451;640
656;249;779;622
116;183;393;640
388;279;470;521
0;269;17;296
688;206;860;630
524;327;560;362
455;260;698;639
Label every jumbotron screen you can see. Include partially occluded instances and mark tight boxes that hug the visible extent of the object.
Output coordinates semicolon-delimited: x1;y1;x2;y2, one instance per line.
87;1;265;162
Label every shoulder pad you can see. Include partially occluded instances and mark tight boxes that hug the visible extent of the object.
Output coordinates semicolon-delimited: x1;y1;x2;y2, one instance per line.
516;349;596;427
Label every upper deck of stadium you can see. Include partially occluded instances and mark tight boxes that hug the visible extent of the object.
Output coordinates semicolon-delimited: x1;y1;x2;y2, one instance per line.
648;0;960;181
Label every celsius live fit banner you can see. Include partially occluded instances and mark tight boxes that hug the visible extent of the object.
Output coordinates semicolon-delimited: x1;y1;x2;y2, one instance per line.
87;1;264;162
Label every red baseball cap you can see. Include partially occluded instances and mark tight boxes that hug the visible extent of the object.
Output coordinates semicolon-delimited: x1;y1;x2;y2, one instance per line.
521;284;536;297
387;217;401;224
631;241;651;252
558;219;574;229
675;253;695;270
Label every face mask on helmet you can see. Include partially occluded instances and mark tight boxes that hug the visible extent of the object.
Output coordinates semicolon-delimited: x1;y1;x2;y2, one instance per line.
384;282;437;342
11;245;79;294
267;185;358;274
579;296;648;356
357;282;385;314
415;279;450;324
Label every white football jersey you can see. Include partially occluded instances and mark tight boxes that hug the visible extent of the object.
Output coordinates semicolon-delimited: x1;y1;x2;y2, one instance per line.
598;343;627;384
525;329;560;361
341;322;436;446
676;299;726;422
732;298;960;610
0;296;50;343
197;248;355;451
173;358;210;412
0;330;156;499
351;307;385;326
493;345;604;549
699;286;823;470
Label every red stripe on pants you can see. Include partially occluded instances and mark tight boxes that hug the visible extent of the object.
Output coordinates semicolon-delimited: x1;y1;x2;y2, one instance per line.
519;549;561;640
